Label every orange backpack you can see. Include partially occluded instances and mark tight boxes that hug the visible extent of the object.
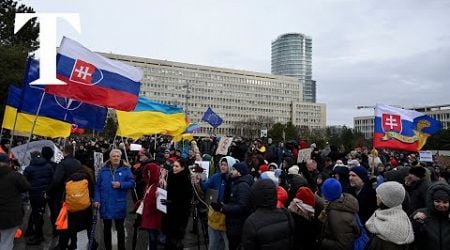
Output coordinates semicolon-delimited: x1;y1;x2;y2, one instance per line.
65;179;91;212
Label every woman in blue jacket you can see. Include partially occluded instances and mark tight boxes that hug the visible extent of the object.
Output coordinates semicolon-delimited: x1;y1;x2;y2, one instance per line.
94;149;135;250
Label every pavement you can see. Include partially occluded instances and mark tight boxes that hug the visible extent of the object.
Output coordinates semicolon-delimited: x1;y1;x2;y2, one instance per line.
13;194;208;250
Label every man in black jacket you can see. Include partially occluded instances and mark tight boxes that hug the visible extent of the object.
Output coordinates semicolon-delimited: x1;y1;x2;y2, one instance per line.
23;151;54;245
242;179;294;250
0;153;30;249
211;162;253;250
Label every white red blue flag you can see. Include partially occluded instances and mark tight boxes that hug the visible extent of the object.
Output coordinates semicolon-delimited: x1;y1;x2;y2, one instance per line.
45;37;142;111
373;104;441;152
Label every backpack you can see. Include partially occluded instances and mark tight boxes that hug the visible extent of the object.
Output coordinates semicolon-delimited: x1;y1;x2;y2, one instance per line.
353;214;369;250
65;178;91;212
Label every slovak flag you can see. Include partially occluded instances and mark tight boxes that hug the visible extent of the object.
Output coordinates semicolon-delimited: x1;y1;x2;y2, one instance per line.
373;104;441;152
45;37;142;111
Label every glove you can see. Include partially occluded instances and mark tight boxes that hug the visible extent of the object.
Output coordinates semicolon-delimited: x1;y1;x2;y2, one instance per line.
210;202;223;212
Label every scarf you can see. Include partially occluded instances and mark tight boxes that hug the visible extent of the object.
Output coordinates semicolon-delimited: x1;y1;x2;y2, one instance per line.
365;205;414;245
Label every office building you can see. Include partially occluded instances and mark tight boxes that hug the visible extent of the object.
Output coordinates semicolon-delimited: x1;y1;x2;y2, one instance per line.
271;33;316;103
103;53;326;136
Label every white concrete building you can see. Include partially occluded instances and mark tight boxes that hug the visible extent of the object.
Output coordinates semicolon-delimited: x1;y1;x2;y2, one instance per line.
103;53;326;136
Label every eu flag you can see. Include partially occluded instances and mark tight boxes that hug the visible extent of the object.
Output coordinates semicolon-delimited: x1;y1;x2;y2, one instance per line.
21;58;108;131
201;107;223;128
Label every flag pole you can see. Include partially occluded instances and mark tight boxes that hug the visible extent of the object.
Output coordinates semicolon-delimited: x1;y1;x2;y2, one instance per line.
154;134;157;159
121;136;129;164
21;91;46;164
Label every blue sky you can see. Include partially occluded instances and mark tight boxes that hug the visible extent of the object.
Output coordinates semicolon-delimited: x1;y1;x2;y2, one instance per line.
22;0;450;127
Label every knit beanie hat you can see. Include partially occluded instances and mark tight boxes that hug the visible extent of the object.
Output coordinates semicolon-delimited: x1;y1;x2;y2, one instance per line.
296;187;316;207
409;167;426;179
232;162;249;176
376;181;405;208
350;166;369;183
288;165;300;175
259;164;269;173
321;178;342;201
433;189;449;202
261;171;279;186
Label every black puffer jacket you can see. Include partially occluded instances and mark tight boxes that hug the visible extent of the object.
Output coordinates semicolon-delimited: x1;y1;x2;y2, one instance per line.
411;182;450;250
242;179;294;250
0;165;30;229
23;157;53;200
222;174;254;236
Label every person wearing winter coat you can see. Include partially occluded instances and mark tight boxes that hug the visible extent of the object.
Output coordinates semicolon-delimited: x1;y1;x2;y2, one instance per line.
319;178;359;250
211;162;253;250
140;163;162;250
94;149;135;250
242;179;294;250
260;171;288;208
199;156;235;250
57;166;98;250
162;158;193;250
411;182;450;250
349;166;377;225
23;151;54;245
405;167;430;215
288;186;321;250
365;182;414;250
0;153;30;250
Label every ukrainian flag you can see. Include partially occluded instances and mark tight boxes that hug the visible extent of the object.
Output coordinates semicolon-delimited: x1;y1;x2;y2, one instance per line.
2;86;71;138
116;97;187;139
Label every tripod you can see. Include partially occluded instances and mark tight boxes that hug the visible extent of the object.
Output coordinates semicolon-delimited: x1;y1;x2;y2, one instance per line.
191;182;209;250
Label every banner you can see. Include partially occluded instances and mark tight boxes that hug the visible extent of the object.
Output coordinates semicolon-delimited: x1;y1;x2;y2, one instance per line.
11;140;63;167
215;137;233;155
297;148;313;163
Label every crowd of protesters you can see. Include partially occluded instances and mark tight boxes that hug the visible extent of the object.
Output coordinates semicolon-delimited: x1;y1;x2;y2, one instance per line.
0;135;449;250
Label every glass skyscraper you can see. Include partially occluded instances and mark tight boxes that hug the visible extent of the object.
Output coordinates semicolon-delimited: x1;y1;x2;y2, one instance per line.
271;33;316;103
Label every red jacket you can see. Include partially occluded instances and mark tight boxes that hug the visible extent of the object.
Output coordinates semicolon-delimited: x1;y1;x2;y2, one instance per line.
140;163;163;230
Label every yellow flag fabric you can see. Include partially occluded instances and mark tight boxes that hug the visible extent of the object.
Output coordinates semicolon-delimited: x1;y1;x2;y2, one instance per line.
116;110;187;139
2;105;71;138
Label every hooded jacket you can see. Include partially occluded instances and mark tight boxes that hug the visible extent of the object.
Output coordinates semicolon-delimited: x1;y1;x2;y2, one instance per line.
0;165;30;229
140;163;162;230
200;156;235;203
320;193;359;250
411;182;450;250
222;173;254;236
242;179;293;250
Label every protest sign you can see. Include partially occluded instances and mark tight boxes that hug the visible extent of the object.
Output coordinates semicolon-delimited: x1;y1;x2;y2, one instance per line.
297;148;313;163
215;137;233;155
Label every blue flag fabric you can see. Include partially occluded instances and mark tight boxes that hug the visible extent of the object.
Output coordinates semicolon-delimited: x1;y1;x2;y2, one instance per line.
20;58;108;131
201;107;223;128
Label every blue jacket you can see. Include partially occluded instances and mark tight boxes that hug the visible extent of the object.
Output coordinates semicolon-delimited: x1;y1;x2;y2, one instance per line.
94;163;135;219
200;156;235;202
23;157;53;200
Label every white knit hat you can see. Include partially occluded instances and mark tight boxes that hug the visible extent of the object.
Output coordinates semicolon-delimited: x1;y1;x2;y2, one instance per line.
376;181;405;208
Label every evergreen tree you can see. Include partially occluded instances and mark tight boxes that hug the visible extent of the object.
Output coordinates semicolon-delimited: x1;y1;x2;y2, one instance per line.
0;0;39;123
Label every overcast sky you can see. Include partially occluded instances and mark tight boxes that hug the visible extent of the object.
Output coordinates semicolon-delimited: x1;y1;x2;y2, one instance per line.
22;0;450;127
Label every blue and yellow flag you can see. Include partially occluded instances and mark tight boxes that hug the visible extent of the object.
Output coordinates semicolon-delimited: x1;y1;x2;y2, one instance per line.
116;97;187;139
2;86;71;138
